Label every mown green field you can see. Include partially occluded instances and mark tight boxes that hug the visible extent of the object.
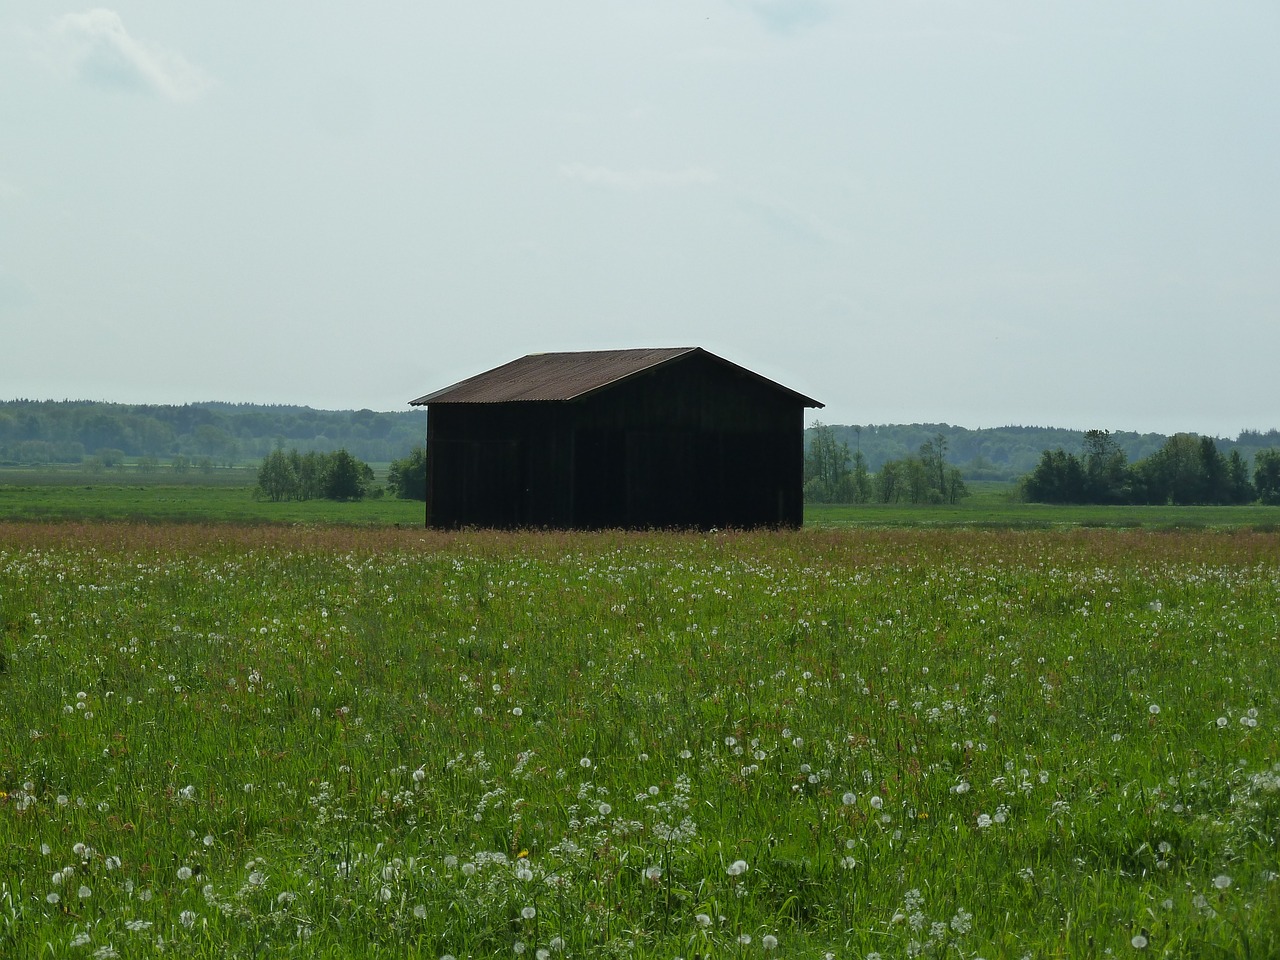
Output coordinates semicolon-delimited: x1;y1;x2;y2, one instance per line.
0;468;426;527
5;469;1280;530
804;500;1280;531
2;523;1277;958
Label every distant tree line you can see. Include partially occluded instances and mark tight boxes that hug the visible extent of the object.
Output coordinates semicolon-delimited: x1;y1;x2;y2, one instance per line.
0;400;424;466
1022;430;1280;505
808;423;1280;482
805;424;968;504
256;449;376;502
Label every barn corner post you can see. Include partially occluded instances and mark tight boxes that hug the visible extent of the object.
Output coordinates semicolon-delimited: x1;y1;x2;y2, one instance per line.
421;405;429;529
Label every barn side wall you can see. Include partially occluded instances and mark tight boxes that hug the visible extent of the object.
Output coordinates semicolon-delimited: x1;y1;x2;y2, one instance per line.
567;354;803;528
426;403;574;529
425;354;806;529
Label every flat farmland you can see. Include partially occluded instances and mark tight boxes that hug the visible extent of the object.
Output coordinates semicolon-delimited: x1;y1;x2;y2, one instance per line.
1;524;1277;958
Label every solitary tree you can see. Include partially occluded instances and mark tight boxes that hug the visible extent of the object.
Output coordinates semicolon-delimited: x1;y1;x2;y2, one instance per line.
875;459;903;503
1225;450;1255;504
1255;449;1280;505
388;447;428;500
804;422;859;503
321;449;373;501
1082;430;1127;503
256;449;298;502
1022;449;1085;503
919;434;948;497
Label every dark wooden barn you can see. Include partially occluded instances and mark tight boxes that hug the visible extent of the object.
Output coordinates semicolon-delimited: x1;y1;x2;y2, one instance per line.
409;347;823;530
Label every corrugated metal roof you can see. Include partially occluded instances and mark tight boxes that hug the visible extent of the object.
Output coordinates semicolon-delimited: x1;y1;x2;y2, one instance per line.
409;347;823;407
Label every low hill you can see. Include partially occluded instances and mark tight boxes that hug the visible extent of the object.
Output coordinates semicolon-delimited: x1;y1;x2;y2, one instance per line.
0;400;424;466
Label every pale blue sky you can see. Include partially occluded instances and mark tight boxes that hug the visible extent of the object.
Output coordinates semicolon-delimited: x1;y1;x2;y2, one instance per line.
2;2;1277;437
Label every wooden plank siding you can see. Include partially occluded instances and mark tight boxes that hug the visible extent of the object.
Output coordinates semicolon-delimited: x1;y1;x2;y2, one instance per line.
418;349;817;530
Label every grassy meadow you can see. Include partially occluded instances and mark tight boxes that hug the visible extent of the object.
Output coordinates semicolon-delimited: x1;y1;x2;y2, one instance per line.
0;467;426;527
1;523;1278;958
6;468;1280;530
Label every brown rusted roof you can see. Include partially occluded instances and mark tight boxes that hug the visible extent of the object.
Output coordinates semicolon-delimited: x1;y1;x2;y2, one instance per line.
409;347;822;407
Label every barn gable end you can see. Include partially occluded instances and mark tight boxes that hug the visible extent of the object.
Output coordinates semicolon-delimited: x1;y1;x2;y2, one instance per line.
409;348;822;529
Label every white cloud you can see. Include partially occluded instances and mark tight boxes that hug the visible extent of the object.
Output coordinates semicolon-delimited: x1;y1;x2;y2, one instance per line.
732;0;830;34
738;194;849;246
558;162;717;191
44;8;211;102
0;175;23;203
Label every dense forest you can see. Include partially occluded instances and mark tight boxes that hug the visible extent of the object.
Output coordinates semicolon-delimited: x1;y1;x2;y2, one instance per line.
0;400;424;466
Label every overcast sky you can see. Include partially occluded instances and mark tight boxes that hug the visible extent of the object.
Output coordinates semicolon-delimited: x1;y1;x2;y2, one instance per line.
2;2;1277;437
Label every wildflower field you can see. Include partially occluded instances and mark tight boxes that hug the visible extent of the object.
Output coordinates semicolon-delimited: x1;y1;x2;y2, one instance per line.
1;523;1278;959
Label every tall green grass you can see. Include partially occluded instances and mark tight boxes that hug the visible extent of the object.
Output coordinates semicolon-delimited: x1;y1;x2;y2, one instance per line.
1;525;1278;958
0;470;424;526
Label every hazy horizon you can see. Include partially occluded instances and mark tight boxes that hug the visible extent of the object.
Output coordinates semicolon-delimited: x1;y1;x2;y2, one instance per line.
4;394;1276;443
